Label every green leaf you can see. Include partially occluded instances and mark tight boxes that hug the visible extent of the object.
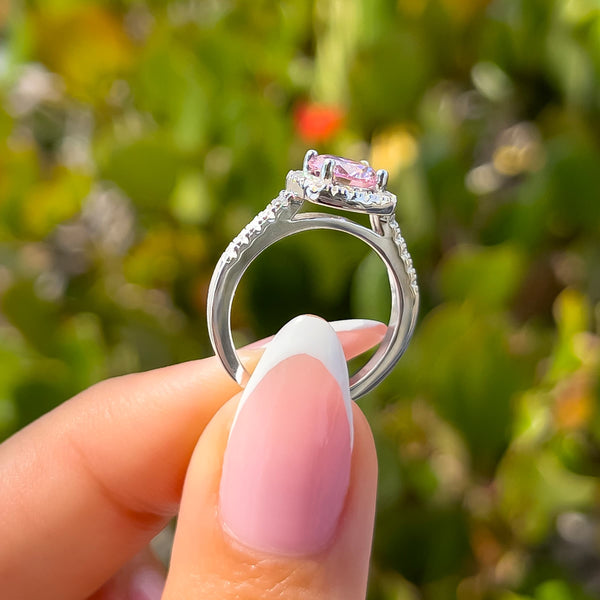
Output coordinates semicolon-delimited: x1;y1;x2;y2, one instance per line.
101;138;178;209
438;243;526;309
169;170;213;225
497;449;597;543
413;302;529;468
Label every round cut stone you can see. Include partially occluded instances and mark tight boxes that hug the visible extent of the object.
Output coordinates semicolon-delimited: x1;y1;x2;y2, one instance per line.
307;154;377;189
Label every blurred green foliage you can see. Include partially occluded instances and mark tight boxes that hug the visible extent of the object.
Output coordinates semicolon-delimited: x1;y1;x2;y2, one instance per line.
2;0;600;598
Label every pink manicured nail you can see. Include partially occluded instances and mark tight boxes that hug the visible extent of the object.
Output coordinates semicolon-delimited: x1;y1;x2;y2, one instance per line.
129;567;165;600
219;315;353;555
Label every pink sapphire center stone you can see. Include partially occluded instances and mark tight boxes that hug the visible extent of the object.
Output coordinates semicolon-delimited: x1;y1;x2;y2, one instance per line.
307;154;378;190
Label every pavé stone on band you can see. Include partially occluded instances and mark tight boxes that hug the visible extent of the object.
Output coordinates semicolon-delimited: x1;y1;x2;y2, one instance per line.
207;150;419;400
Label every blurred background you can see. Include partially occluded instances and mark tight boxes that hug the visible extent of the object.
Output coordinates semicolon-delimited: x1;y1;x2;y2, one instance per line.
1;0;600;598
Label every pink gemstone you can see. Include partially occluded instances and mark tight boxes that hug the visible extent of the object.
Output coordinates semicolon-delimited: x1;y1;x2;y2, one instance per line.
307;154;377;189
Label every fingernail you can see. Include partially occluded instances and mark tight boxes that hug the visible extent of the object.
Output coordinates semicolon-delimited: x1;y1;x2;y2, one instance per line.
331;318;385;333
330;319;387;359
129;567;165;600
219;315;353;555
244;317;386;350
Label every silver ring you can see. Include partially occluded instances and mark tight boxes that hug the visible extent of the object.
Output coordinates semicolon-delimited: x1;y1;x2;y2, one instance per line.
207;150;419;399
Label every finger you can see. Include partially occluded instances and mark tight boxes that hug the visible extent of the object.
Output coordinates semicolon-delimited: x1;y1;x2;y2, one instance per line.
0;318;384;600
164;316;378;600
87;548;165;600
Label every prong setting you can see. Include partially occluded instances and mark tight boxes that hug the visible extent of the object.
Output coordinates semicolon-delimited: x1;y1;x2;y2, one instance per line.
292;153;396;214
321;158;335;181
376;169;388;191
303;149;318;174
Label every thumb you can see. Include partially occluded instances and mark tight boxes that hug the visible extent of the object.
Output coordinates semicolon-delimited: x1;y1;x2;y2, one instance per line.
163;315;378;600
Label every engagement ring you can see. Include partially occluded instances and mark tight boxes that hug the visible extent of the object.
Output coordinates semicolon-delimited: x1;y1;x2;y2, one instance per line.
207;150;419;399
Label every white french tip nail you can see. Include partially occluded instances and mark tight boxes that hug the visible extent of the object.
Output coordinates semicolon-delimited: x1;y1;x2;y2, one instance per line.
246;318;385;349
232;315;353;446
330;318;386;332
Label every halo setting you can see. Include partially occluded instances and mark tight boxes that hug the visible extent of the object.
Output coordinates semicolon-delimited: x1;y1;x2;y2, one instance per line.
286;149;396;215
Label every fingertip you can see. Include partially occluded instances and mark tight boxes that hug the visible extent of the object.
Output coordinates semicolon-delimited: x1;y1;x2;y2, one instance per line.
165;321;379;599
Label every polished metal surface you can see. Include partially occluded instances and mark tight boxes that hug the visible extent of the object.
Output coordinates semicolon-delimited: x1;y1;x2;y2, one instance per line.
207;150;419;400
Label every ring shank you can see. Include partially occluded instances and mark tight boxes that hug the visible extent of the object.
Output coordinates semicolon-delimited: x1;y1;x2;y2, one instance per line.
207;198;419;400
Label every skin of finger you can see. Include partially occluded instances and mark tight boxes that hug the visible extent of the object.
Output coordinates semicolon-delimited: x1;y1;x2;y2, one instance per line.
163;397;378;600
0;350;261;600
0;328;383;600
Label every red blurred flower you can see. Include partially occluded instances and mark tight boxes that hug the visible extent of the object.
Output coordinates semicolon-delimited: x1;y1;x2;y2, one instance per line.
294;102;345;142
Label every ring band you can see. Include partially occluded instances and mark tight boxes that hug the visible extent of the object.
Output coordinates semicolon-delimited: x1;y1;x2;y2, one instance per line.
207;150;419;399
